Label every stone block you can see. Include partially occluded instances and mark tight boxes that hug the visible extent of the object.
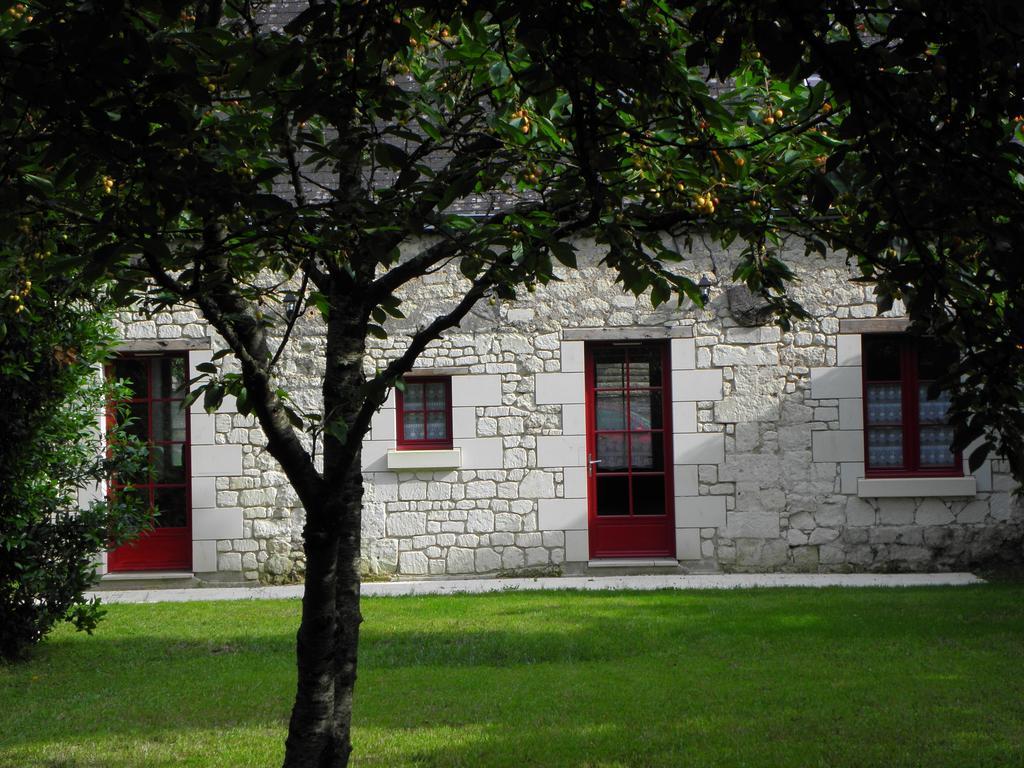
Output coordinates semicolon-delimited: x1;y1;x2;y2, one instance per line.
501;547;525;569
672;401;697;433
451;407;476;439
446;547;476;573
812;430;864;463
676;529;701;561
190;413;216;445
538;498;587;531
563;467;587;499
711;344;780;367
671;338;696;370
217;552;242;572
191;444;243;477
535;372;585;405
725;507;780;539
836;334;862;366
565;530;589;562
452;438;503;469
399;551;429;575
916;499;954;525
191;476;217;509
193;506;243;540
452;374;502;406
877;499;915;526
810;367;861;399
192;540;218;572
519;470;555;498
524;547;549;566
838;399;864;430
467;509;494;533
537;435;586;467
845;497;876;527
675;496;726;527
560;341;585;373
673;432;725;465
370;407;397;441
672;369;723;401
475;548;502;572
562;404;586;436
673;465;699;497
387;512;427;537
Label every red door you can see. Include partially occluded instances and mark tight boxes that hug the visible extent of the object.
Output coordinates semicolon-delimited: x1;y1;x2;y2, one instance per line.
586;342;675;558
107;354;192;571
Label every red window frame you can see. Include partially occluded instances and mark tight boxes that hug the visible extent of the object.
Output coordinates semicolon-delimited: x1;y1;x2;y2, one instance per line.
396;376;453;450
862;335;961;478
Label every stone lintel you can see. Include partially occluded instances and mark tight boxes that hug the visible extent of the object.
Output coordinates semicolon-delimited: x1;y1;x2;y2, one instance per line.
116;337;211;352
562;326;693;341
838;318;910;334
405;366;471;377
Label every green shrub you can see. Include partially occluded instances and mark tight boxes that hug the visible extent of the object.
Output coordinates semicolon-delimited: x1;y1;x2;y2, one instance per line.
0;260;149;662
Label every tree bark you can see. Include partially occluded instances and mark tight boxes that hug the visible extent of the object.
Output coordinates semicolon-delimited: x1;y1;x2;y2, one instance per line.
281;292;368;768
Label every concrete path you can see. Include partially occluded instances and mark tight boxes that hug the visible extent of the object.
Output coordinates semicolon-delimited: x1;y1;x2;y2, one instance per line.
89;572;983;604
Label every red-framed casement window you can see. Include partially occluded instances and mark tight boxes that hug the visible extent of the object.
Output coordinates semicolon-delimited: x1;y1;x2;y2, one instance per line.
396;377;453;450
862;335;961;477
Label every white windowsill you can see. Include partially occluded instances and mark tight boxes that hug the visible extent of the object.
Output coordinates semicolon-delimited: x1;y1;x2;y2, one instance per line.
857;476;977;498
387;448;462;470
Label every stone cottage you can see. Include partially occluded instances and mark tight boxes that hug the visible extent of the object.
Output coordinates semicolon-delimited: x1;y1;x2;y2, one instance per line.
94;237;1023;584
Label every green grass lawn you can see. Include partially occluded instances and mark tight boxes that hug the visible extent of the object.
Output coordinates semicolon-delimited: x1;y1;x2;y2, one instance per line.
2;586;1023;767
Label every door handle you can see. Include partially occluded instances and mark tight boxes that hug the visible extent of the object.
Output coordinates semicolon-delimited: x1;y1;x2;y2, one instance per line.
587;456;602;477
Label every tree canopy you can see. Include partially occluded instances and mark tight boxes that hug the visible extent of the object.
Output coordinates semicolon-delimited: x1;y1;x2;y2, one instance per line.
2;0;1023;764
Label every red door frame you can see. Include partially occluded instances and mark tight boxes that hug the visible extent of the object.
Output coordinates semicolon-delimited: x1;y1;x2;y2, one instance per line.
107;353;193;572
585;341;675;558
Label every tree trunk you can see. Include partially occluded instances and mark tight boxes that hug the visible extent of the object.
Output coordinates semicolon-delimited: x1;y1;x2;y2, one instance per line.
281;295;368;768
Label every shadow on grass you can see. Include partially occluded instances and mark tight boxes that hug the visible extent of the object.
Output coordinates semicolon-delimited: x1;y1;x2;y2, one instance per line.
0;586;1021;765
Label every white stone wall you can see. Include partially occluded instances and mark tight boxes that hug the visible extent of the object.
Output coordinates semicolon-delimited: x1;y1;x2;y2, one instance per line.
111;237;1024;579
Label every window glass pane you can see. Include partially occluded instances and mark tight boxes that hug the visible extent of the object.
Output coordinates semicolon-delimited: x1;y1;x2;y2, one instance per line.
867;427;903;467
595;392;626;430
596;433;628;471
403;383;424;410
919;426;956;467
113;358;148;399
918;345;958;382
403;411;425;441
593;351;625;388
864;336;901;380
152;486;187;528
865;384;902;425
425;411;447;440
152;357;187;399
632;476;666;516
629;391;662;430
596;476;630;516
152;444;186;483
627;351;661;387
152;401;187;442
630;433;664;471
425;382;447;409
918;384;951;424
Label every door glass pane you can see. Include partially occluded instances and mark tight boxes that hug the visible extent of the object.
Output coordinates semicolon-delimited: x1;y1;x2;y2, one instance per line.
628;391;662;430
630;433;663;471
403;411;425;441
425;382;447;409
864;336;902;380
627;351;661;387
425;411;447;440
153;486;187;528
866;383;902;425
596;476;630;516
152;401;187;442
632;476;666;516
152;444;185;483
595;392;626;430
596;433;628;471
116;401;149;440
152;357;187;399
867;427;903;467
593;352;625;389
918;384;951;424
403;383;424;410
919;426;956;466
113;358;148;399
